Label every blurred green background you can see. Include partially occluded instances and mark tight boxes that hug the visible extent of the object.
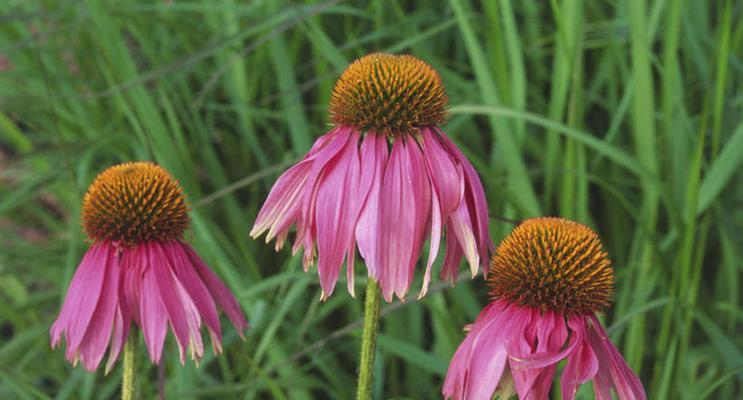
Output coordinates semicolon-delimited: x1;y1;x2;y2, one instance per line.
1;0;742;399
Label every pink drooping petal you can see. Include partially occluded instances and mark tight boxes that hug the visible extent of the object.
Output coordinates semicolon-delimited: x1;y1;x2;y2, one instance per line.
172;271;205;362
562;324;599;400
294;127;352;267
356;132;389;281
167;242;223;351
444;301;527;400
510;312;579;370
183;244;248;334
139;251;168;364
77;246;120;371
376;138;430;301
586;315;647;400
419;128;464;297
448;201;480;277
121;246;143;325
315;130;364;299
343;133;380;296
149;242;195;364
420;190;442;298
509;310;568;399
105;304;131;374
251;131;339;248
440;227;464;283
435;129;493;267
250;159;314;248
50;243;110;360
405;139;432;297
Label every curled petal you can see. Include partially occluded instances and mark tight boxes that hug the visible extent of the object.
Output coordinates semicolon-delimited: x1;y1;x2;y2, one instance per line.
562;331;599;400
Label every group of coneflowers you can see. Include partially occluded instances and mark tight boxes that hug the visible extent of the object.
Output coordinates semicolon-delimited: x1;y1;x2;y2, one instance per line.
50;53;646;400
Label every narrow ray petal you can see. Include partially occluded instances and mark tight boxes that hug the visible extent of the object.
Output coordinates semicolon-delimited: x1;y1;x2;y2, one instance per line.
183;244;248;334
315;130;362;299
356;132;389;281
77;246;120;371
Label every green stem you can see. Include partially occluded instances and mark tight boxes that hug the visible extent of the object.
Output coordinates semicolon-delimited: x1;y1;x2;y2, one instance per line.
122;333;137;400
356;279;381;400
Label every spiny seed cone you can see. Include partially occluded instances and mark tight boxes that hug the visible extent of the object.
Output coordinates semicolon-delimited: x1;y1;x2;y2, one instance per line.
328;53;448;134
82;162;188;245
488;217;614;315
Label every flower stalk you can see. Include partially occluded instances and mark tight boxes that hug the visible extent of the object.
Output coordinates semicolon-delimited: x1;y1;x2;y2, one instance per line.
356;279;381;400
121;333;137;400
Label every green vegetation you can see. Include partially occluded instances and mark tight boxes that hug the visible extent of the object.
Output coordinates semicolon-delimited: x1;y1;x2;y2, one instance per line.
1;0;741;398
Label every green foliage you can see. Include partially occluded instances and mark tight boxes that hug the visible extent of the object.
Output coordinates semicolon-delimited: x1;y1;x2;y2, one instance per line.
1;0;741;398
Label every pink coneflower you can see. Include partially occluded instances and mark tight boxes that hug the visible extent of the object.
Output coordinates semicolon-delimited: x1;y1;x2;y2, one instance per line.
443;217;646;400
251;53;492;301
51;162;248;372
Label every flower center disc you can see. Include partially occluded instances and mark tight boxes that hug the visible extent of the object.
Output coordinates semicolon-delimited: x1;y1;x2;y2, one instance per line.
328;53;448;134
488;217;614;315
82;162;188;245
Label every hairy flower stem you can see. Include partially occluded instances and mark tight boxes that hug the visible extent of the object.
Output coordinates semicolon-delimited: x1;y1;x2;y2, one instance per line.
356;279;381;400
122;333;137;400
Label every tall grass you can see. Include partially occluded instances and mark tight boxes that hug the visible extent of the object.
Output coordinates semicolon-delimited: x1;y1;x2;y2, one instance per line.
1;1;741;399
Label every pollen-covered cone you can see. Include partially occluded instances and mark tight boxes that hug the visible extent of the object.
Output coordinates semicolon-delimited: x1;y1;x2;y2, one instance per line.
250;53;493;301
443;218;646;400
50;162;248;372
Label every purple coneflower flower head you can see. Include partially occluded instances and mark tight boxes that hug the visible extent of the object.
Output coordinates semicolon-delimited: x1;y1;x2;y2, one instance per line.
443;217;646;400
251;53;493;301
50;162;248;372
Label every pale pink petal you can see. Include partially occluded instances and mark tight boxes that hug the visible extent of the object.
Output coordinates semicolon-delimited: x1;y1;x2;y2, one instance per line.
183;244;248;334
77;246;120;371
356;133;389;281
315;130;362;299
587;315;647;400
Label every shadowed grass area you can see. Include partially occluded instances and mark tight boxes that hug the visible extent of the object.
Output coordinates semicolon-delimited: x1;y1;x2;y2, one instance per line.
1;0;741;399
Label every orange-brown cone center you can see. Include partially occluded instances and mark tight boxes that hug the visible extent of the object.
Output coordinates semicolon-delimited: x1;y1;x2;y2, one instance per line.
488;217;614;315
82;162;188;245
328;53;448;134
